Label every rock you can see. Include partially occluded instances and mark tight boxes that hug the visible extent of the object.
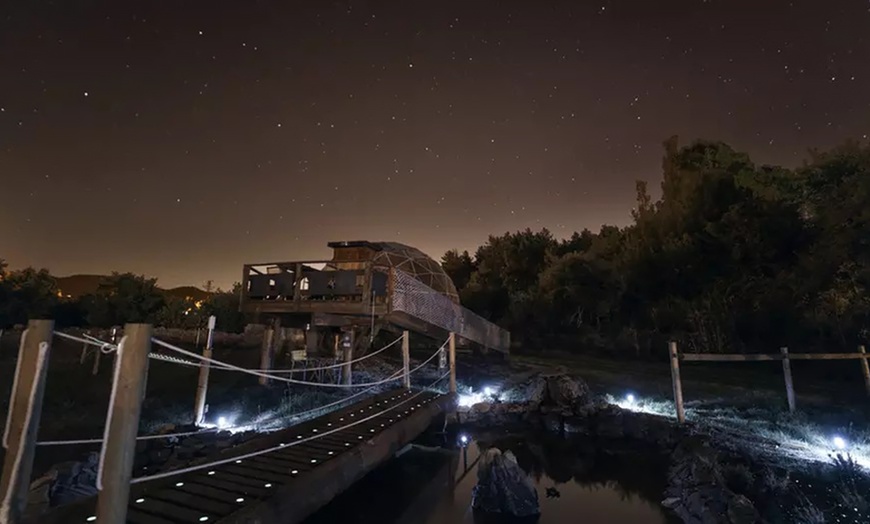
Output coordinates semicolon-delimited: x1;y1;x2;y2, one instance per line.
727;494;759;523
563;416;590;435
472;402;492;414
662;497;681;509
25;471;56;518
472;448;540;518
545;374;589;407
542;412;563;434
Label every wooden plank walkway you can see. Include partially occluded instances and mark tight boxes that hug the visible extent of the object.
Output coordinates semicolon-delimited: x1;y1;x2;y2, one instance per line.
35;388;449;524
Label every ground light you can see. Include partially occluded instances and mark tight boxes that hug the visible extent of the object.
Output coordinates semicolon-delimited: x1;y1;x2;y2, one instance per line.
833;436;848;451
459;434;469;446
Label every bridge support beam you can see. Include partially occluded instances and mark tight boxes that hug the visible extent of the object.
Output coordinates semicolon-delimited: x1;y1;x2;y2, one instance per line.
340;329;354;385
259;325;275;386
0;319;53;524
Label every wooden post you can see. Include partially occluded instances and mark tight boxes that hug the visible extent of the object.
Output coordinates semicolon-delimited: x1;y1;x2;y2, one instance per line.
95;323;151;524
860;345;870;398
668;341;685;423
91;342;101;376
259;327;274;386
781;346;796;413
194;316;216;425
341;330;354;386
402;331;411;389
448;332;457;394
0;319;53;524
79;335;89;365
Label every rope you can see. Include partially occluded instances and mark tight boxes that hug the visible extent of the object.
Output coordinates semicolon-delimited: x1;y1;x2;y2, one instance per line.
54;331;117;353
35;429;220;447
265;334;404;374
131;371;450;485
151;336;448;389
1;339;49;522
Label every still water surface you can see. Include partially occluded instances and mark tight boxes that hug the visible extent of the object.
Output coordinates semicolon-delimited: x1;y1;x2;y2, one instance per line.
304;431;676;524
425;433;675;524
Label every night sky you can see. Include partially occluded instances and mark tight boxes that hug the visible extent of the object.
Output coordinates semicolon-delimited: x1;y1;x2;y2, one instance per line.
2;1;868;289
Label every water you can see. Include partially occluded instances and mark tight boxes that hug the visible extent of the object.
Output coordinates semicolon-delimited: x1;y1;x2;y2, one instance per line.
304;430;677;524
425;432;676;524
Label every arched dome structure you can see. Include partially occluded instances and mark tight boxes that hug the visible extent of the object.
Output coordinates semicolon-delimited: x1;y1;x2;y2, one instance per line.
328;240;459;303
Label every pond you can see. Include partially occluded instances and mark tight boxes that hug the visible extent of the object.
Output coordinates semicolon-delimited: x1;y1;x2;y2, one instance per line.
303;429;678;524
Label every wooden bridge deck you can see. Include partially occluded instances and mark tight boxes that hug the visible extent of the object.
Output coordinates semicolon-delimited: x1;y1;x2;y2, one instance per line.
36;388;450;524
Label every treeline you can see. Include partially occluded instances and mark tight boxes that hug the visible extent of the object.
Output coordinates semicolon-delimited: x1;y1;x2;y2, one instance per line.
0;269;245;333
441;137;870;356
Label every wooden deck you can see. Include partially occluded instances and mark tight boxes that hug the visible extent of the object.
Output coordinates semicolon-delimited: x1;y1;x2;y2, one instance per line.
35;388;450;524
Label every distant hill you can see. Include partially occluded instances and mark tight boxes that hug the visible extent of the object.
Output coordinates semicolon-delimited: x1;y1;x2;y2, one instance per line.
56;274;210;301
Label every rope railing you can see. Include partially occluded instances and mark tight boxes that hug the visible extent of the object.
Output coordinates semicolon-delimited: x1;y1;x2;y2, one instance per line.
150;336;449;389
131;371;450;485
265;334;405;373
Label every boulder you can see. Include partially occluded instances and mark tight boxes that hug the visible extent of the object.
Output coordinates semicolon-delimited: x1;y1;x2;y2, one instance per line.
472;448;540;518
544;374;589;407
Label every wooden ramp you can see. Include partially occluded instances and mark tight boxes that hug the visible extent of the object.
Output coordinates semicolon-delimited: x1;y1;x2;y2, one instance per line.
35;388;449;524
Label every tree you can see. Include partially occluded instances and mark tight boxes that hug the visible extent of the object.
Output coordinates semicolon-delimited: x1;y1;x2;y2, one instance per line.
202;283;246;333
441;249;476;292
81;273;165;327
0;267;59;327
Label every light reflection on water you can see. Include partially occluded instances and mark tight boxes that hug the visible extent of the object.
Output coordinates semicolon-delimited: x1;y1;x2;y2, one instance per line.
425;433;676;524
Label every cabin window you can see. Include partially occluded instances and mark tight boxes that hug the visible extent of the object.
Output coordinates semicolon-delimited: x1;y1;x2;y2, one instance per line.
355;274;365;288
300;277;309;291
268;279;276;289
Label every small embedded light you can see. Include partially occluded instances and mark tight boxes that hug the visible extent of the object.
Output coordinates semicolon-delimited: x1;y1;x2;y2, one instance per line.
340;418;344;421
235;460;242;464
264;483;272;488
297;435;302;439
312;429;318;433
135;498;145;504
311;459;317;463
199;516;209;522
834;436;848;450
327;423;332;427
87;517;97;522
208;471;215;475
370;429;375;432
358;436;363;439
291;469;299;475
236;497;244;503
460;434;469;444
176;482;184;487
328;451;334;455
280;443;286;447
345;442;350;446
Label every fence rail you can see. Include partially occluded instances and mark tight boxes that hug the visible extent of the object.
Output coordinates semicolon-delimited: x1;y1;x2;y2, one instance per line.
669;343;870;422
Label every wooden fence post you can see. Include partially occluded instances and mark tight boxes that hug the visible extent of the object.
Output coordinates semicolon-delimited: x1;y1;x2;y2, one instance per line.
859;345;870;398
448;333;457;394
96;323;151;524
668;341;686;423
781;346;796;413
0;319;53;524
259;327;274;386
402;331;410;389
194;316;216;425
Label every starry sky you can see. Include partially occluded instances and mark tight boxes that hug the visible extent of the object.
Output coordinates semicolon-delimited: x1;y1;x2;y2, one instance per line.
2;0;869;289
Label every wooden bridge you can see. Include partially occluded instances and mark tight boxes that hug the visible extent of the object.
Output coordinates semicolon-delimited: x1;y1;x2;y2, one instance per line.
34;388;450;524
1;320;458;524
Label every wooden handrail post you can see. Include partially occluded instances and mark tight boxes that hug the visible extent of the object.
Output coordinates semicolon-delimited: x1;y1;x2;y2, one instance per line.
0;319;53;524
859;345;870;398
448;333;457;394
194;316;216;425
668;341;685;423
259;326;274;386
402;331;411;389
341;330;354;386
96;323;151;524
781;347;796;413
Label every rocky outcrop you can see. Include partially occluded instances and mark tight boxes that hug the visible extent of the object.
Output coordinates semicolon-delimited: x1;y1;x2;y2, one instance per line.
664;437;761;524
472;448;540;518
